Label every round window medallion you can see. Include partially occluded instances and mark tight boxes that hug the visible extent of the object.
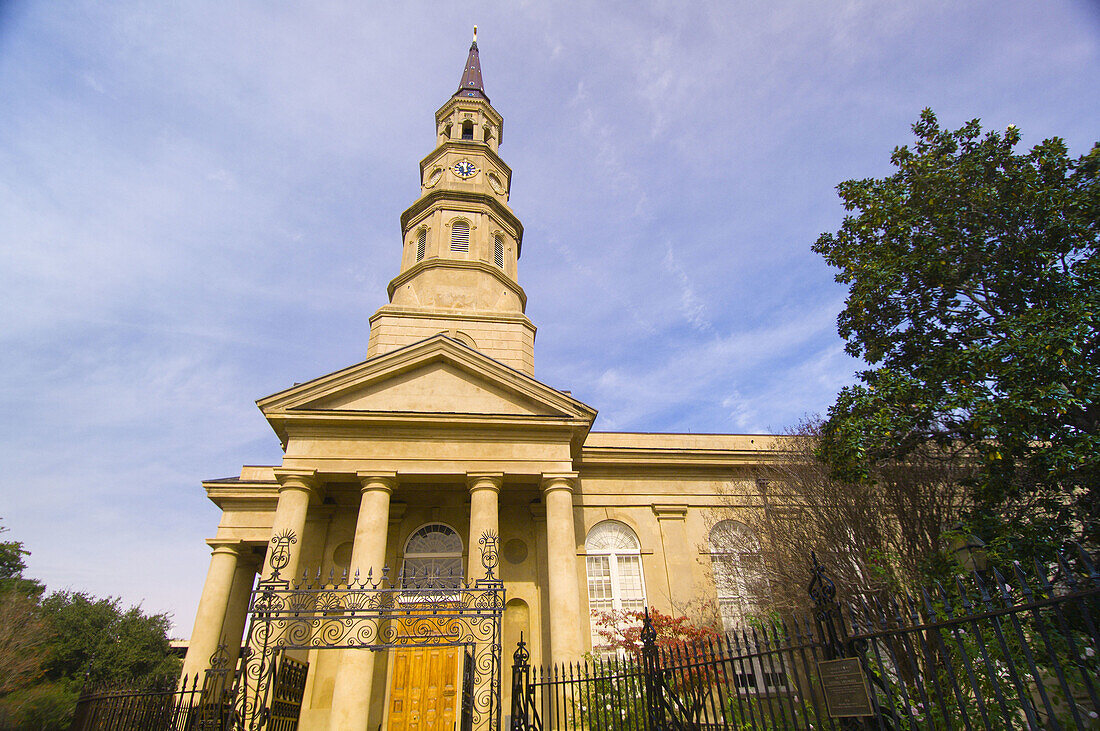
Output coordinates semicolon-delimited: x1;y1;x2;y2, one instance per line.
486;172;505;195
503;538;528;564
333;541;353;568
425;167;443;188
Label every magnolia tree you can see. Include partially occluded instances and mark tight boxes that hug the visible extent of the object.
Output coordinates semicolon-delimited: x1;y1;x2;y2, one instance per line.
813;110;1099;555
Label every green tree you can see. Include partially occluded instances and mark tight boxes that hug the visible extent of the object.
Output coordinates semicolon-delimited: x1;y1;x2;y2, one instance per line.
813;110;1099;553
0;522;45;598
38;591;180;686
0;520;181;729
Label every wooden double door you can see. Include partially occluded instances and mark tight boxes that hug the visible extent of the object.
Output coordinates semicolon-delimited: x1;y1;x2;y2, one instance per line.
387;645;461;730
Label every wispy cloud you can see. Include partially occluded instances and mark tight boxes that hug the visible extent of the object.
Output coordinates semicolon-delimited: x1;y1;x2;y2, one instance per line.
1;0;1097;630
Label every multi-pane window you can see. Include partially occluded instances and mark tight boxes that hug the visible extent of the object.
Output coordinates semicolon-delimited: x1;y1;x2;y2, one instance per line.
708;520;761;631
585;521;646;649
416;229;426;261
709;521;784;692
402;523;463;590
493;234;504;267
450;221;470;252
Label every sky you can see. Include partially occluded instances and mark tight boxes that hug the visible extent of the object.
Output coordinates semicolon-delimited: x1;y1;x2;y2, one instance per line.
1;1;1097;634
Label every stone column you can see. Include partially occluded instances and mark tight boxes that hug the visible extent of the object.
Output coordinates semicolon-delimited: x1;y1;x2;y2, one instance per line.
181;543;241;680
541;473;582;664
265;469;319;581
330;473;396;730
220;556;259;672
466;473;502;580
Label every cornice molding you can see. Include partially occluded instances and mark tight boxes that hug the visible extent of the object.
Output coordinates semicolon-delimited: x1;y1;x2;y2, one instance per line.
368;306;535;331
385;258;527;307
420;140;511;179
434;96;504;129
401;190;523;255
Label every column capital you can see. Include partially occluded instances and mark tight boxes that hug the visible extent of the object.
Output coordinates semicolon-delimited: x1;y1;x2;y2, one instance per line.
540;472;578;494
205;540;245;557
466;472;503;493
273;468;318;493
356;471;397;494
652;504;688;521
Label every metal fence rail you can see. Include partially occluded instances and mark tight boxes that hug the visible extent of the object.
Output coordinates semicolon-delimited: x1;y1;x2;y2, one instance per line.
69;674;227;731
511;546;1100;730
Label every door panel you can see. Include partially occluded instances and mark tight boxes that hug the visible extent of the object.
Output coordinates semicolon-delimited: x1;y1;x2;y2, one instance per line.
388;646;459;730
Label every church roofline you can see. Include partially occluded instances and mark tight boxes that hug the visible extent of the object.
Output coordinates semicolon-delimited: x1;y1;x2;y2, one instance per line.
257;333;596;419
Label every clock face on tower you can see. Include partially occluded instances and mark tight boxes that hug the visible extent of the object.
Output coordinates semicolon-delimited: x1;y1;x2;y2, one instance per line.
452;160;478;178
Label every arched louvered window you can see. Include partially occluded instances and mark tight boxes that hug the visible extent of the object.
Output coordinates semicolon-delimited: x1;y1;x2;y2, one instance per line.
416;228;427;262
450;221;470;253
402;523;463;589
493;234;504;267
586;521;646;648
708;520;762;631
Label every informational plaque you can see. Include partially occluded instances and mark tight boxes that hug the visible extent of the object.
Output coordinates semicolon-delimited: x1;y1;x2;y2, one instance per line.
817;658;873;717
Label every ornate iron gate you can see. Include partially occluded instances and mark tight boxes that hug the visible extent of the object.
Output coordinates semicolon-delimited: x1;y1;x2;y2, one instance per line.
229;530;504;730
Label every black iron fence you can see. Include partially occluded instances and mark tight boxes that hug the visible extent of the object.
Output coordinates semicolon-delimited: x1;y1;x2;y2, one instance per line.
68;654;304;731
69;673;229;731
511;546;1100;730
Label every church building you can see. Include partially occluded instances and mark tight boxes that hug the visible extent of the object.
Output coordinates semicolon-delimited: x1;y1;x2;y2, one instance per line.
180;34;783;729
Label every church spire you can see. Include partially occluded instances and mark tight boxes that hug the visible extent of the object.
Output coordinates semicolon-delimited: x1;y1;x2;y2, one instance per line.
454;26;488;102
366;32;533;373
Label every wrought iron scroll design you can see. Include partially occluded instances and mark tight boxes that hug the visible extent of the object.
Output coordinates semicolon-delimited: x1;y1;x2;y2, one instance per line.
808;550;845;660
231;529;504;730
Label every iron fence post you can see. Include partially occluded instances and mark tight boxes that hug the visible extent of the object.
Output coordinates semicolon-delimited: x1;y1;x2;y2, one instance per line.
641;607;666;731
808;552;877;730
510;633;536;731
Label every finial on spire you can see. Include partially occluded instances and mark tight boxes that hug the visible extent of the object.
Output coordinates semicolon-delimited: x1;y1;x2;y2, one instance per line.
454;29;488;101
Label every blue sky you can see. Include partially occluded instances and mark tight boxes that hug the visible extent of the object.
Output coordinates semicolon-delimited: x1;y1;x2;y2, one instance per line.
1;1;1097;633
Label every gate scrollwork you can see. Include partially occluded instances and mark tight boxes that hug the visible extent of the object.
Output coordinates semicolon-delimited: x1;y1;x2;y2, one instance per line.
229;530;504;730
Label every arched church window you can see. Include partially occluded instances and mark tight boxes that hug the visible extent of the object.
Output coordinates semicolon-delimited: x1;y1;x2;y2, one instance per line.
416;228;427;261
585;521;646;648
461;120;474;140
708;520;762;631
493;234;504;267
450;220;470;253
402;523;463;590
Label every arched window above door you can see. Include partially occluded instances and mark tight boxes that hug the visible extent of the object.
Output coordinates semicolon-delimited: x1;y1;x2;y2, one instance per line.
403;523;463;589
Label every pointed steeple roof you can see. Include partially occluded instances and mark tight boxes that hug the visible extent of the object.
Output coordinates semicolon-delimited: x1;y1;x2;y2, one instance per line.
454;26;489;102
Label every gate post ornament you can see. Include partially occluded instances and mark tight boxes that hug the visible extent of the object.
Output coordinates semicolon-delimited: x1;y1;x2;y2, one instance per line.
267;529;297;581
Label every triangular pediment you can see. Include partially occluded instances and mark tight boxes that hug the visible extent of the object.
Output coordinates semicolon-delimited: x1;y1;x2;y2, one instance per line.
258;335;595;422
310;360;548;414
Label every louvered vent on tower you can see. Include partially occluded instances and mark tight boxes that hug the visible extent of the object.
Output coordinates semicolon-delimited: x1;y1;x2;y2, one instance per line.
416;229;427;261
450;221;470;252
494;235;504;267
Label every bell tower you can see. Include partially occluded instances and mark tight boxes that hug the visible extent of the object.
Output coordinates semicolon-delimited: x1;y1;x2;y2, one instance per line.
366;29;536;374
